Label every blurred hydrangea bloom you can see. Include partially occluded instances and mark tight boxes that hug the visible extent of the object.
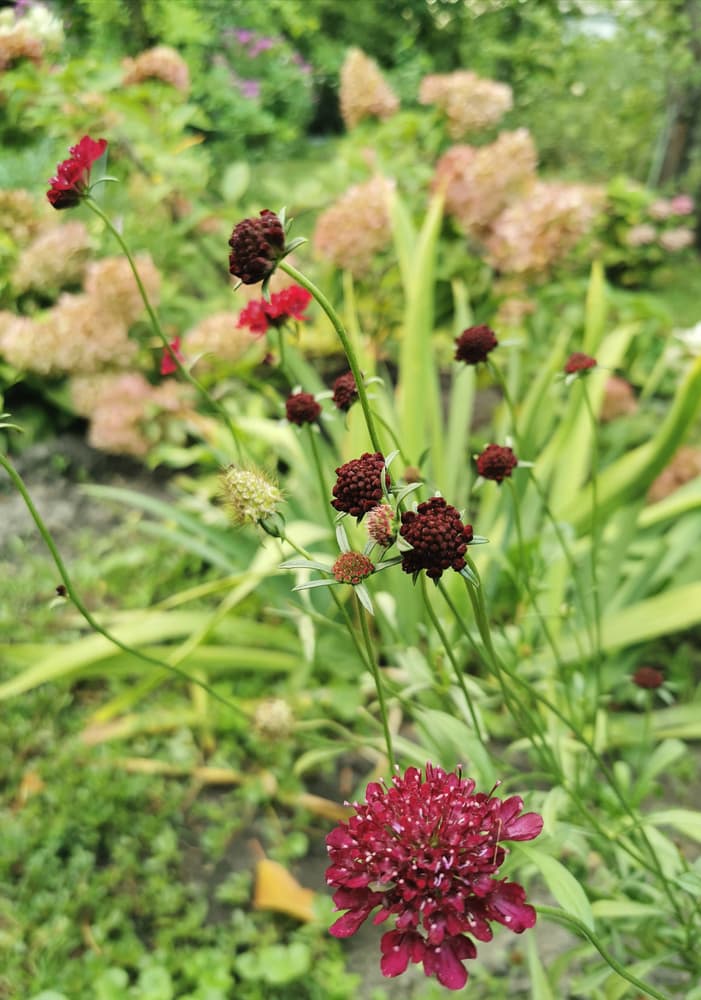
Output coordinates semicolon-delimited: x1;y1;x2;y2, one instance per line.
419;70;512;138
600;376;637;423
0;188;42;245
12;221;92;294
185;311;252;366
434;129;537;238
313;176;395;276
122;45;190;93
648;446;701;502
83;254;161;326
339;48;399;129
485;180;604;275
659;227;694;252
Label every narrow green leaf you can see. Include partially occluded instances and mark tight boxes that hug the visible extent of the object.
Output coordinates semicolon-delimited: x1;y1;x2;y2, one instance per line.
515;843;594;930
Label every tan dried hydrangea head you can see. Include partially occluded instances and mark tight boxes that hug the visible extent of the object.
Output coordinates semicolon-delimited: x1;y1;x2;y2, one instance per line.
0;294;136;376
70;372;186;458
0;188;42;246
484;180;604;275
122;45;190;93
220;466;284;527
12;221;92;294
340;48;399;129
600;376;638;423
0;26;43;71
419;71;512;139
84;254;161;326
433;129;537;238
185;312;253;366
648;446;701;502
313;176;395;276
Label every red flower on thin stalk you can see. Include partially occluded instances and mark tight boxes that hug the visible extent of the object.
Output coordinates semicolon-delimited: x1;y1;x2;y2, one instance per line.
160;337;184;376
476;444;518;483
326;764;543;990
47;136;108;209
400;497;473;580
331;452;390;521
564;352;597;375
237;285;312;336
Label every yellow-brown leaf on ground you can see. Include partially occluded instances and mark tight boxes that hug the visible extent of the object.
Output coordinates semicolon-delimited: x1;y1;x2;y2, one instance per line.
253;858;317;923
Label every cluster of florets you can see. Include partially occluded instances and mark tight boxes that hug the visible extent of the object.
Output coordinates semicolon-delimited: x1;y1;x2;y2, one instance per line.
564;352;597;375
237;284;312;335
454;325;498;365
332;371;358;412
400;497;473;580
419;70;512;138
228;210;285;285
122;45;190;92
184;311;252;366
0;188;41;245
332;551;375;585
47;136;107;210
332;453;389;520
476;444;518;483
326;764;543;990
632;666;665;690
220;465;283;526
366;504;396;548
313;176;395;277
12;221;92;295
339;48;399;129
285;391;321;426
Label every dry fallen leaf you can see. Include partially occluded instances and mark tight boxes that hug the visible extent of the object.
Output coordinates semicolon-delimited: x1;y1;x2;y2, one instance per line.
253;858;317;922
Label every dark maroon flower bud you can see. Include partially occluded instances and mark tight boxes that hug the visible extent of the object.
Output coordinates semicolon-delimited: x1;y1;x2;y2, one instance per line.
400;496;473;580
454;324;498;365
228;209;285;284
332;551;375;584
632;666;665;690
564;352;597;375
332;452;389;520
332;370;358;412
285;391;321;426
476;444;518;483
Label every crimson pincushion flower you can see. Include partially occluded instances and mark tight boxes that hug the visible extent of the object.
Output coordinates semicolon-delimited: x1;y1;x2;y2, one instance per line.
564;352;597;375
632;666;665;690
400;496;473;580
476;444;518;483
326;764;543;990
47;136;108;209
332;371;358;412
286;391;321;426
454;324;498;365
332;452;390;520
160;337;183;376
238;284;312;336
228;209;286;285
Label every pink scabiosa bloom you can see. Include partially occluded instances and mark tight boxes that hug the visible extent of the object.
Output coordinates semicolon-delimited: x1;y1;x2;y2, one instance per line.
455;325;498;365
160;337;183;376
47;136;108;209
332;551;375;585
326;764;543;990
366;504;396;548
228;209;285;285
285;391;321;426
400;497;473;580
476;444;518;483
564;352;597;375
237;284;312;336
332;452;390;521
332;370;358;411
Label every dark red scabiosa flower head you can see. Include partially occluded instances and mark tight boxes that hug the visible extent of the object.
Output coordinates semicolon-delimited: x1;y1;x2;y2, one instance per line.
47;136;108;209
332;370;358;412
228;209;285;285
476;444;518;483
332;452;390;521
285;391;321;426
238;284;312;336
564;352;597;375
160;337;183;376
332;551;375;585
400;497;473;580
326;764;543;991
632;666;665;690
454;324;498;365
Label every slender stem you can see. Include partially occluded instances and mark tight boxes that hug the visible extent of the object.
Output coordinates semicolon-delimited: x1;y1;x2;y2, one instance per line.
306;425;335;533
357;595;395;769
280;261;384;455
581;381;603;707
0;452;249;720
84;196;243;461
422;578;488;744
535;906;671;1000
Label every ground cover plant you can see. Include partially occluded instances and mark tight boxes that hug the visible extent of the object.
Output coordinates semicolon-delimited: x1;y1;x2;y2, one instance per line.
2;4;701;999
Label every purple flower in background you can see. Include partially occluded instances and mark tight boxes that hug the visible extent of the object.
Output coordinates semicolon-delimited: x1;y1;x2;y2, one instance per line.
239;78;261;100
291;52;312;74
233;28;254;45
670;194;694;216
249;36;276;57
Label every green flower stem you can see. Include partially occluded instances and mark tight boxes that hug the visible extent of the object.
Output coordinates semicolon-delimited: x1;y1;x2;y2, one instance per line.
306;425;336;534
535;906;671;1000
0;452;249;721
357;595;395;769
276;325;287;375
84;196;243;462
581;381;603;704
280;261;384;455
421;577;488;745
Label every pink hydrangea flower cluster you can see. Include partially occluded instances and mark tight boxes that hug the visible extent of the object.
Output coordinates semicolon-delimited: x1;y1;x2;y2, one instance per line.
419;70;512;138
339;48;399;129
313;176;395;277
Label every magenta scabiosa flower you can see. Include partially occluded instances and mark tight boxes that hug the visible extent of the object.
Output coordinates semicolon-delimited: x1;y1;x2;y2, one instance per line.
47;136;108;210
228;209;285;285
238;284;312;336
285;391;321;426
326;764;543;990
332;452;389;520
332;551;375;585
476;444;518;483
564;352;597;375
332;370;358;412
400;497;473;580
454;325;498;365
366;504;396;548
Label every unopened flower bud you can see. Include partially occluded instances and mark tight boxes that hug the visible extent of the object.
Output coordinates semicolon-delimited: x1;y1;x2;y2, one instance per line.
332;551;375;585
455;325;498;365
228;210;285;285
366;504;396;547
220;465;283;526
476;444;518;483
